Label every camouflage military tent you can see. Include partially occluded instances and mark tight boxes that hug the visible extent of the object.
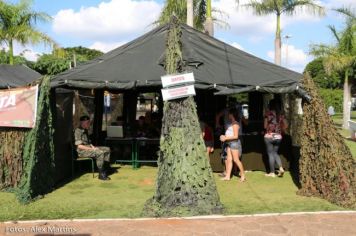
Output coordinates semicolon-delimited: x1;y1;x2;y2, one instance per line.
50;22;306;175
51;23;303;93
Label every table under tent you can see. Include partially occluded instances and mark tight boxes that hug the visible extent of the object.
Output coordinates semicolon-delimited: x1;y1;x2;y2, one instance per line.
51;23;304;180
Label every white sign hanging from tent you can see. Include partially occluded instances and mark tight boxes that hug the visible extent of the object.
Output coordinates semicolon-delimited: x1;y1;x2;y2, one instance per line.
161;72;196;101
161;72;195;88
161;85;196;101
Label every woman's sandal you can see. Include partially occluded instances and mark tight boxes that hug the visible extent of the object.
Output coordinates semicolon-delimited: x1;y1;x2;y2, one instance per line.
220;178;230;181
218;172;226;177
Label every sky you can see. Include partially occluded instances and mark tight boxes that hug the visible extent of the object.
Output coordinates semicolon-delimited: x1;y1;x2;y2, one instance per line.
5;0;356;72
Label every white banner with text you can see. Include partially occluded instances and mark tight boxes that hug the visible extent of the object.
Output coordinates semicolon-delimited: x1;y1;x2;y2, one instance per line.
0;85;38;128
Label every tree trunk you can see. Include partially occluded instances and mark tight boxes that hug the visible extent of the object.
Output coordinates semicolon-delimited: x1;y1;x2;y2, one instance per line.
274;14;281;65
204;17;214;36
204;0;214;36
187;0;193;27
143;17;223;217
9;40;14;65
342;71;351;129
298;74;356;208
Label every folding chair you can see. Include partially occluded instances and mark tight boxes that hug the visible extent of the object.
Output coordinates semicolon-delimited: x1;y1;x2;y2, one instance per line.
71;143;95;178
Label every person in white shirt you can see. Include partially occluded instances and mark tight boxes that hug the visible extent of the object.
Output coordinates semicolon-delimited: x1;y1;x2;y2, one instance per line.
219;108;246;182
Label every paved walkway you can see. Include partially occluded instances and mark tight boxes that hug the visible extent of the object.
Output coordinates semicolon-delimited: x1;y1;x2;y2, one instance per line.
1;211;356;236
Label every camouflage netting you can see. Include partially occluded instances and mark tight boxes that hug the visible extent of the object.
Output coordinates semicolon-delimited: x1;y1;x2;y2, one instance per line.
143;17;223;217
283;94;303;146
0;128;28;189
298;74;356;208
73;91;95;129
15;76;55;203
291;99;303;146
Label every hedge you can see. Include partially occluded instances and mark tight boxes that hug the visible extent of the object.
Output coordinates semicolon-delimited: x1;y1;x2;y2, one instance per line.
318;88;343;113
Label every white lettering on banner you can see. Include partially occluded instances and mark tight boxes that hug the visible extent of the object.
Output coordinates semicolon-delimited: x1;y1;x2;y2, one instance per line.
0;95;16;109
0;85;38;128
161;85;196;101
161;72;195;88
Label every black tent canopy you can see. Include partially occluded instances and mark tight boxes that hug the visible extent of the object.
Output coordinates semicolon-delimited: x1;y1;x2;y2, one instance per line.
51;23;302;94
0;65;41;88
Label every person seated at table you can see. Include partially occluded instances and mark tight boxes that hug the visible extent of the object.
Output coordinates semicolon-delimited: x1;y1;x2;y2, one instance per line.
144;111;152;125
111;116;124;126
146;112;161;138
136;115;148;137
74;115;111;180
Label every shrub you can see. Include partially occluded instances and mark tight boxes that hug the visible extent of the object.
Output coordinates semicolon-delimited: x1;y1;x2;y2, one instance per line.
318;88;343;113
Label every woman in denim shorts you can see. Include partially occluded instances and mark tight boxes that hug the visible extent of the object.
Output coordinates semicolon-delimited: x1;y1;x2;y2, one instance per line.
219;107;246;182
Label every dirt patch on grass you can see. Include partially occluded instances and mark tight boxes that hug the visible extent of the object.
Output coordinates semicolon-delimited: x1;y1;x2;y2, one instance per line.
139;178;154;186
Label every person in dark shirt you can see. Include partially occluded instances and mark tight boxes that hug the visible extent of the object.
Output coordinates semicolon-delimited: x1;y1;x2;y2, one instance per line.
200;121;214;156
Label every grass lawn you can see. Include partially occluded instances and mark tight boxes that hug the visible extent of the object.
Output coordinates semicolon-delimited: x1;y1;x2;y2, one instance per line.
0;165;346;221
0;112;355;221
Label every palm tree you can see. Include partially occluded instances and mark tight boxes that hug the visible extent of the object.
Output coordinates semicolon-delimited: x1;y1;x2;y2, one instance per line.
0;0;55;65
310;7;356;129
187;0;194;26
204;0;213;36
240;0;325;65
157;0;207;31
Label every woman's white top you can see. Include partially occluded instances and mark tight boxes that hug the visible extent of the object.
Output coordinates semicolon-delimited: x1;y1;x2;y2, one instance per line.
225;123;234;137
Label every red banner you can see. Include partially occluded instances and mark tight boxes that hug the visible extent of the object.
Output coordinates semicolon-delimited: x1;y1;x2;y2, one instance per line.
0;85;38;128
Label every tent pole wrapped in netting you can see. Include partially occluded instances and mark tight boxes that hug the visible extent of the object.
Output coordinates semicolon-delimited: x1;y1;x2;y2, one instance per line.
15;76;55;203
143;17;223;217
298;74;356;208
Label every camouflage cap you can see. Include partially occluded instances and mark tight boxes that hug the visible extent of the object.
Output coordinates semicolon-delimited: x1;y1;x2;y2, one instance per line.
80;115;90;121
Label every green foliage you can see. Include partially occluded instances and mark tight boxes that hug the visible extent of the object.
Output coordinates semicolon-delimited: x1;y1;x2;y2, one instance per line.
0;76;55;203
241;0;325;37
241;0;325;16
65;46;104;61
333;7;356;56
309;7;356;128
157;0;207;30
309;7;355;75
31;47;104;75
0;0;54;65
15;76;55;204
298;74;356;208
318;88;343;113
0;49;29;65
304;57;342;89
230;93;248;103
31;54;70;75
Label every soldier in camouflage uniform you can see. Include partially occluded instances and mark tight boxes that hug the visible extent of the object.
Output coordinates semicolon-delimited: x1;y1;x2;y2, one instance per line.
74;115;111;180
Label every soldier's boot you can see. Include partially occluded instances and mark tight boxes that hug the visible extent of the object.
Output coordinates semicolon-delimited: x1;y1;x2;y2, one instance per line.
98;168;110;180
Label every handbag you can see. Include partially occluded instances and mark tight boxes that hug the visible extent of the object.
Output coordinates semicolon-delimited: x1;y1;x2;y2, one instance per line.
271;133;282;140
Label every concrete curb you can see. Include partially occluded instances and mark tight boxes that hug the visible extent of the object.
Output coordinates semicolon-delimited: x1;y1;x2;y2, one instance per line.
4;210;356;224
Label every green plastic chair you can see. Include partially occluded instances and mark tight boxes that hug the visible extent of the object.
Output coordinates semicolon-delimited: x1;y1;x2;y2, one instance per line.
71;143;95;178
